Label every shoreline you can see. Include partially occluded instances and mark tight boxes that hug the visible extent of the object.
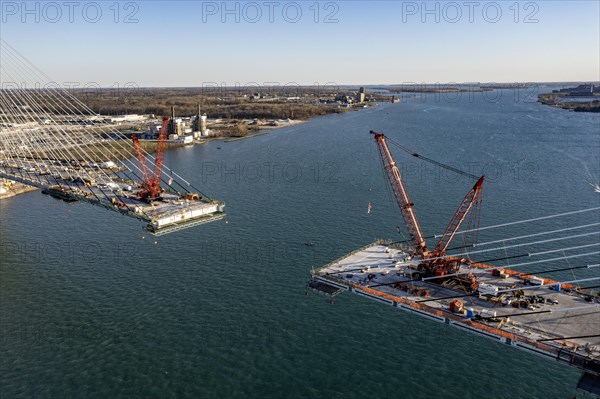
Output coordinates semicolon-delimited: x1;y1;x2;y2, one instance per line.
195;118;310;144
538;89;600;113
0;111;352;200
223;131;269;142
222;119;309;142
0;183;38;201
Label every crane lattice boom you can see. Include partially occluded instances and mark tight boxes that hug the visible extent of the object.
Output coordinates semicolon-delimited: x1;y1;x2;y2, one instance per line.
433;176;484;254
371;130;484;258
132;116;169;200
371;130;428;255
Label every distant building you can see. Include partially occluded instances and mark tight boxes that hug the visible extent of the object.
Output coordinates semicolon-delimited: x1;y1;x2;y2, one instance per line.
143;122;164;140
180;135;194;144
191;104;209;139
192;114;208;138
142;129;159;140
556;84;599;95
199;115;208;137
248;92;271;101
335;94;354;104
106;114;144;123
357;87;366;103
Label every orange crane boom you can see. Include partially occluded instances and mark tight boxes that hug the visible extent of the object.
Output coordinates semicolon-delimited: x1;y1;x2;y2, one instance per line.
371;131;428;255
434;176;484;254
132;116;170;200
132;134;150;187
370;130;484;291
371;130;484;259
148;116;169;197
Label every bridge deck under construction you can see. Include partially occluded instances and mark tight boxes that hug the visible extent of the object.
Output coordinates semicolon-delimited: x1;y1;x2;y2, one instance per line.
0;162;225;235
310;242;600;376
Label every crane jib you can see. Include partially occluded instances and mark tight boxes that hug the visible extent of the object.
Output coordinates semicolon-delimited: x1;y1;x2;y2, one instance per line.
370;130;484;258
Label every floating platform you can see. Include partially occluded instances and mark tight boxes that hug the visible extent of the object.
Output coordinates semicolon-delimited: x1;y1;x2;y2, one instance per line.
310;241;600;379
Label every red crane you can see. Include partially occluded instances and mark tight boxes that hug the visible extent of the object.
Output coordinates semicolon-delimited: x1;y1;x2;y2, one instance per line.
433;176;484;254
371;130;484;289
371;131;428;256
132;116;169;200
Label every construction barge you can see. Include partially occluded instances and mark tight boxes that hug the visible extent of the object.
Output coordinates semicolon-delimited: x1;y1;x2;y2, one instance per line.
309;131;600;395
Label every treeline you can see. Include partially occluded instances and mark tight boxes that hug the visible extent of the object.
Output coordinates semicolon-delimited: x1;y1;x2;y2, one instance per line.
69;87;351;120
71;102;347;120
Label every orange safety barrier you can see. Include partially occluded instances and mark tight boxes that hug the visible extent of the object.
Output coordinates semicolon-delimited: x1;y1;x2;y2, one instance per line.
470;262;576;290
468;320;518;341
352;282;566;356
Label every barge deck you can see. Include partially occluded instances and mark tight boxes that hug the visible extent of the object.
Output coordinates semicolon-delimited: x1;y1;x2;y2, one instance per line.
310;242;600;379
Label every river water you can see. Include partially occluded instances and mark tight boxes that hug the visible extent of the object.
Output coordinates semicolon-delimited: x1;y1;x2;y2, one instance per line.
1;89;599;398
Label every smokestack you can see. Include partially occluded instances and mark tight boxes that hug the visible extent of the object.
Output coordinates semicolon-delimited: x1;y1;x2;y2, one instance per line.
168;106;176;136
200;115;207;134
198;103;201;117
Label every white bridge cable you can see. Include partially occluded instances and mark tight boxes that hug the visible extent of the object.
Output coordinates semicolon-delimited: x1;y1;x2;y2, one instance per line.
409;231;600;265
421;251;600;281
460;231;599;258
0;61;120;202
0;67;102;171
0;100;59;187
437;207;600;238
47;85;182;189
0;39;193;195
0;42;150;182
0;90;110;203
53;89;194;193
0;43;151;193
0;43;188;218
0;49;108;159
388;208;600;268
469;223;600;248
0;87;78;188
0;45;161;218
531;243;600;256
484;252;600;271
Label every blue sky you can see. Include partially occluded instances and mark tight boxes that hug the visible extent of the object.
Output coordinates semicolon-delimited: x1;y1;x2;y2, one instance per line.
1;1;599;86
